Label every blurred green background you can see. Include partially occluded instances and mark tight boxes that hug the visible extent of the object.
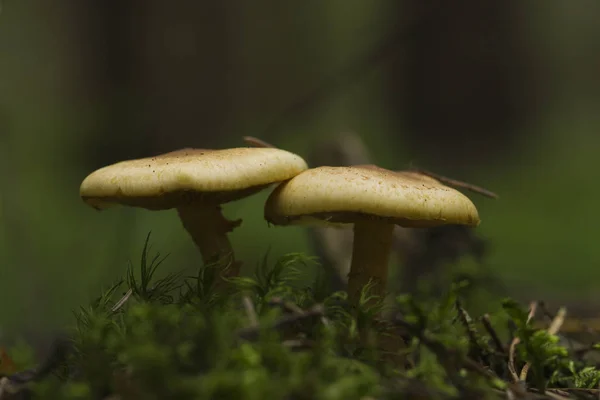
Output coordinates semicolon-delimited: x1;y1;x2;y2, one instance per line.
1;1;599;347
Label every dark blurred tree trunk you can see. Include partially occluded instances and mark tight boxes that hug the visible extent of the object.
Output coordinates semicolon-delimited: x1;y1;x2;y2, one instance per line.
74;0;148;168
75;1;231;170
134;1;232;152
388;0;540;173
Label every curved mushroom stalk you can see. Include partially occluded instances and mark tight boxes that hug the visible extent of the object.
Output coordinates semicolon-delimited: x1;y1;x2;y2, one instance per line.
177;204;243;285
347;221;394;306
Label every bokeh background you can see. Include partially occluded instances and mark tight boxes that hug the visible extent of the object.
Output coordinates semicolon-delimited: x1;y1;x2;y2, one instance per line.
1;1;599;350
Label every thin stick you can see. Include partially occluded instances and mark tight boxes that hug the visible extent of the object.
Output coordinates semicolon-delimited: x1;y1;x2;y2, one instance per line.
481;314;506;355
267;296;304;314
547;307;567;336
238;304;324;341
282;339;316;350
111;289;133;313
508;336;521;383
508;302;538;382
268;297;331;328
455;300;482;359
520;307;567;382
243;136;277;149
242;296;259;327
394;317;503;392
410;167;499;199
527;301;539;324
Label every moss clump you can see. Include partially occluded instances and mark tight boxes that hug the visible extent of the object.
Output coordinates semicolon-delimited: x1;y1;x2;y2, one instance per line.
2;234;600;399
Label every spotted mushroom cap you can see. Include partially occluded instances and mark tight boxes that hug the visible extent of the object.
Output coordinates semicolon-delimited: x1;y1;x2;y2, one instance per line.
264;165;480;228
80;147;309;210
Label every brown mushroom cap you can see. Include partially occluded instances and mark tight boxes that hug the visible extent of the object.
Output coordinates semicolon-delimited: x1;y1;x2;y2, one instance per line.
80;147;309;210
265;165;480;228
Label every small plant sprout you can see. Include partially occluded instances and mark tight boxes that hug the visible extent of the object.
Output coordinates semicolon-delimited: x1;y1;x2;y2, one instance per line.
264;165;480;306
80;147;308;285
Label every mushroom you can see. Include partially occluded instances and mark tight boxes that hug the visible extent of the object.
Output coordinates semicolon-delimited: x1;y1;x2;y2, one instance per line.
80;147;308;283
264;164;480;305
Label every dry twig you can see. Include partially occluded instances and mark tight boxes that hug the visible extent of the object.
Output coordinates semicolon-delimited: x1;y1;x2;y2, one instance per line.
242;136;276;149
520;307;567;382
242;296;259;328
409;167;499;199
238;304;325;341
268;297;331;328
111;289;133;313
508;302;539;383
456;299;487;363
481;313;506;355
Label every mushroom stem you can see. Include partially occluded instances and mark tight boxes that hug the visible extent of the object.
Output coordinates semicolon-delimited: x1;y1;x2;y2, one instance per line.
347;220;394;306
176;204;243;286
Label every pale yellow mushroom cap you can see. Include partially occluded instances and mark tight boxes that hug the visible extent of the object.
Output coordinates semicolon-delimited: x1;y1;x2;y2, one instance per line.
264;165;480;228
80;147;309;210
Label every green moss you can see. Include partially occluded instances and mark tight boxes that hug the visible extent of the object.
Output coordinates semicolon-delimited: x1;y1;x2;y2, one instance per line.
2;235;600;399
